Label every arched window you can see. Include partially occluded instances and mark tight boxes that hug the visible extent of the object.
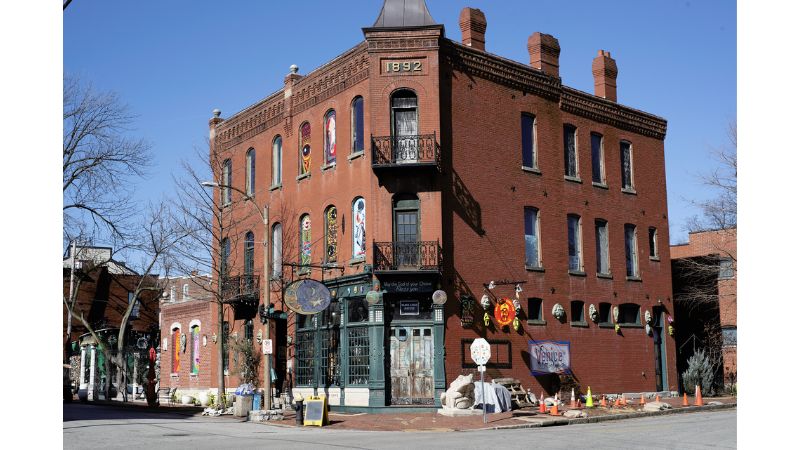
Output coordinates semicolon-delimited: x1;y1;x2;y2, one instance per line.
324;206;338;263
324;110;336;166
171;326;181;374
272;136;282;186
190;324;200;375
299;122;311;176
245;148;255;196
351;96;364;153
391;89;419;163
300;214;311;267
221;237;230;278
272;223;283;279
244;231;255;276
182;283;189;300
352;198;366;259
222;159;232;205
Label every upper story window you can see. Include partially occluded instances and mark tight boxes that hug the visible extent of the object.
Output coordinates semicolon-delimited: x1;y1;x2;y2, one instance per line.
719;257;734;279
528;297;544;323
324;206;338;264
128;291;139;319
618;303;641;325
352;197;366;259
170;286;176;302
299;122;312;177
521;114;538;170
272;136;282;186
221;237;230;278
648;227;659;259
244;231;255;275
245;148;255;196
222;159;232;205
568;214;583;273
524;207;541;269
624;224;639;278
598;302;612;325
391;90;419;162
591;132;605;184
324;110;337;166
272;223;283;279
352;96;364;153
182;283;189;300
620;141;634;191
570;300;586;325
563;124;578;179
300;214;311;267
595;219;610;276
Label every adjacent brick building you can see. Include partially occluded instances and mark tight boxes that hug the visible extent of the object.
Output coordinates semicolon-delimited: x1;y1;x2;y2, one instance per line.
671;228;737;391
197;0;676;410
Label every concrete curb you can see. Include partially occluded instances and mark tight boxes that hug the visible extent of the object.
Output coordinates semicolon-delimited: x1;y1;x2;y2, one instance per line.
468;403;737;432
68;399;207;417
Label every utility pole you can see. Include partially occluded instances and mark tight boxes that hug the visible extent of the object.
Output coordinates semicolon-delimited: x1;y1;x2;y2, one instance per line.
262;205;272;411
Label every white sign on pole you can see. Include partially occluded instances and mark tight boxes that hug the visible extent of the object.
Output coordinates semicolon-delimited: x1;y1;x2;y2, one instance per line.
262;339;273;355
470;338;491;366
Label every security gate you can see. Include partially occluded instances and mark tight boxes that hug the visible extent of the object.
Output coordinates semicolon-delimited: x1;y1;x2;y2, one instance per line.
389;326;433;405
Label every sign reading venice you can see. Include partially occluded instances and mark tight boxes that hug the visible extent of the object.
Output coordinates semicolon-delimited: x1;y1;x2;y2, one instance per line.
284;279;331;315
528;340;571;375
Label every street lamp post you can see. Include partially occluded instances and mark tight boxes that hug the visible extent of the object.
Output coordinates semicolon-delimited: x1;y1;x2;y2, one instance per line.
202;181;271;411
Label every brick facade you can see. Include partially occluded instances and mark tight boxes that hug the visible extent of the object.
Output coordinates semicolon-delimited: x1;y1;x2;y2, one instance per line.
202;1;676;407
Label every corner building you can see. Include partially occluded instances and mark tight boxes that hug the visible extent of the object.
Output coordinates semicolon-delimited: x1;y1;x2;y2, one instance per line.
208;0;676;410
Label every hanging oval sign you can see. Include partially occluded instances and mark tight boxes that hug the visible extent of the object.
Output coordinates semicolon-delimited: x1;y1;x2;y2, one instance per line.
285;279;332;315
494;297;516;327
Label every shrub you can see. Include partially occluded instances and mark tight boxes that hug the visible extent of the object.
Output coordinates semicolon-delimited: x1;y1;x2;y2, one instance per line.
682;349;715;396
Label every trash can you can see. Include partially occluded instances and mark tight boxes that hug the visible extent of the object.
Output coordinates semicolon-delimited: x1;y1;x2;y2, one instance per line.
253;393;262;411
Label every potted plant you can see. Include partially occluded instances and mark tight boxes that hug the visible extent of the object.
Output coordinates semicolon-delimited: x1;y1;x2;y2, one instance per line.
180;391;194;405
198;391;210;407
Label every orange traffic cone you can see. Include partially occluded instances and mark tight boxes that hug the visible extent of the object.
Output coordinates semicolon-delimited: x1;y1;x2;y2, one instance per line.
577;398;582;409
600;395;607;408
694;385;703;406
614;396;620;407
682;393;689;406
621;394;628;407
550;401;560;416
539;392;546;413
655;394;661;403
570;389;576;408
639;394;645;406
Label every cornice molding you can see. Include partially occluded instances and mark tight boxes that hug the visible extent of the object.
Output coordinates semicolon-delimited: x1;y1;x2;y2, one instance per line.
444;41;562;101
561;88;667;140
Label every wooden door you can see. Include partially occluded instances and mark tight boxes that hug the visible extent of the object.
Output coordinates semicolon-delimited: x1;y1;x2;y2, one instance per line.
390;326;433;405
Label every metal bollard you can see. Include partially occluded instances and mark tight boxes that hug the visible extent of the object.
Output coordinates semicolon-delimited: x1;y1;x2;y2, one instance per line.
295;399;304;426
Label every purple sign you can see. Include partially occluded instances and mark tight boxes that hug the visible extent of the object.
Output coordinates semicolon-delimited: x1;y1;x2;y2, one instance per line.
529;340;571;375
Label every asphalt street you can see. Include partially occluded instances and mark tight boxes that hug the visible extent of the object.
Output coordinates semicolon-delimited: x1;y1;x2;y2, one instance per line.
63;403;736;449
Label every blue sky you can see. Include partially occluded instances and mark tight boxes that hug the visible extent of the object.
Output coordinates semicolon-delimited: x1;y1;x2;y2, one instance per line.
63;0;736;244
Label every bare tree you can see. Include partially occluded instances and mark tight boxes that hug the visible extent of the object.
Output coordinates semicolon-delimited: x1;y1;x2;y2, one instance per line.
687;120;737;236
63;201;187;401
63;74;151;245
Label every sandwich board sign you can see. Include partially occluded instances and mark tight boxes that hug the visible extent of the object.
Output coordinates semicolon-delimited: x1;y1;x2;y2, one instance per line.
303;394;328;427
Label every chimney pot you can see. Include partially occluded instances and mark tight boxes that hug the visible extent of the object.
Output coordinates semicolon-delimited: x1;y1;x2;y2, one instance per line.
528;32;561;78
592;49;618;102
459;7;487;51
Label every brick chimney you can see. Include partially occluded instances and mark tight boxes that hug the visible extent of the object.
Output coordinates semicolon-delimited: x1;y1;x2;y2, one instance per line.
208;109;223;141
459;7;487;51
592;50;618;102
528;32;561;78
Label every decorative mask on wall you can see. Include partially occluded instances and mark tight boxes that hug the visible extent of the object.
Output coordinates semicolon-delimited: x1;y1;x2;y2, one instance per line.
645;324;652;336
460;296;475;327
512;316;521;331
180;333;187;353
480;294;491;311
483;312;491;327
613;306;620;323
589;304;599;322
552;303;566;321
512;297;522;315
644;310;652;325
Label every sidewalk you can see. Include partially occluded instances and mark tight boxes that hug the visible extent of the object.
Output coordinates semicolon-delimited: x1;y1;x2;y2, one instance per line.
262;396;737;432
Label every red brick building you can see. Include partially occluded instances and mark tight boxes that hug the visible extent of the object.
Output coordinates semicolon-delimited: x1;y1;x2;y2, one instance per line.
197;0;676;410
671;228;737;391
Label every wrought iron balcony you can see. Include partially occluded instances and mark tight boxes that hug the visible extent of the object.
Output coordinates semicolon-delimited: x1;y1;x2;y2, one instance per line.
371;133;441;171
222;274;260;306
373;241;442;273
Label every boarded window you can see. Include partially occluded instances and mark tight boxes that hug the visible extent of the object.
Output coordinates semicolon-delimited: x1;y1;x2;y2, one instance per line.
521;114;537;169
564;124;578;177
524;207;540;268
595;219;610;275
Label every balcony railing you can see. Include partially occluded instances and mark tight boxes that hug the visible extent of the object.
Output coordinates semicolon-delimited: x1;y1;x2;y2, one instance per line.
222;274;260;305
371;133;440;170
373;241;442;272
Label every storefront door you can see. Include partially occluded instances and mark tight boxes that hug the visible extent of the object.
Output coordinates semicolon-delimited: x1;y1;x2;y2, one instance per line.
653;306;668;391
389;326;434;405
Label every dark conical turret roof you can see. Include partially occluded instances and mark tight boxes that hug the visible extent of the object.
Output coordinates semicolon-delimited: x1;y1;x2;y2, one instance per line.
372;0;437;27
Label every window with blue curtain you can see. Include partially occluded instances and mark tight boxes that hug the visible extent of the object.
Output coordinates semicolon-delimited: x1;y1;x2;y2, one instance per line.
524;207;540;268
246;148;255;196
568;214;582;271
564;125;578;177
352;97;364;153
521;114;537;169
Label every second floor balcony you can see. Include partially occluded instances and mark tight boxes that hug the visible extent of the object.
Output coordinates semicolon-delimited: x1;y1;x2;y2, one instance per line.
373;241;443;274
222;274;260;306
371;133;441;171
